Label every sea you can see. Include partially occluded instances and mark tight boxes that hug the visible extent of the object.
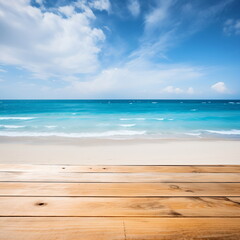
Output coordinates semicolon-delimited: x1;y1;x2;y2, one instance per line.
0;100;240;139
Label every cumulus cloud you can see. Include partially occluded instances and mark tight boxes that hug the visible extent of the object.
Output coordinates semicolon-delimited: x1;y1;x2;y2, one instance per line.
211;82;228;93
128;0;140;17
162;86;195;95
58;5;75;17
35;0;44;5
223;19;240;35
0;0;106;78
89;0;110;12
163;86;183;94
59;60;203;98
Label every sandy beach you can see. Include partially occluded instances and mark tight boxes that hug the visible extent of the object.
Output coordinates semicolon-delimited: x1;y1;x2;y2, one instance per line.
0;137;239;165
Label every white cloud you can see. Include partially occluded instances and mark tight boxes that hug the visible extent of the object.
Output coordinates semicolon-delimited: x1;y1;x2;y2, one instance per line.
59;5;75;17
128;0;140;17
211;82;228;93
35;0;44;5
59;60;203;98
223;19;240;36
187;87;194;94
0;68;7;73
163;86;183;94
162;86;195;95
0;0;106;78
135;0;234;60
144;0;173;31
89;0;110;12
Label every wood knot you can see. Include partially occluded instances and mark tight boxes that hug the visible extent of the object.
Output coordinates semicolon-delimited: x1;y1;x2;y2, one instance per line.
170;210;182;216
36;202;47;206
170;185;180;190
62;167;65;169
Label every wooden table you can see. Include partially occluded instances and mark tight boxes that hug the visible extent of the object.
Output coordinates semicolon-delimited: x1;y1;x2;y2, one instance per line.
0;164;240;239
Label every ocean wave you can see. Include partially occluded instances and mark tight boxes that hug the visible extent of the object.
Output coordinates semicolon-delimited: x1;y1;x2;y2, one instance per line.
45;125;57;128
0;117;35;120
120;118;145;121
120;118;130;121
0;130;146;138
119;124;136;127
184;132;201;136
155;118;164;121
204;129;240;135
0;125;25;129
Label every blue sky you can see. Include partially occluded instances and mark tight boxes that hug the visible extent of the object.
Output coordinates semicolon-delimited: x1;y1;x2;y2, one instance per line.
0;0;239;99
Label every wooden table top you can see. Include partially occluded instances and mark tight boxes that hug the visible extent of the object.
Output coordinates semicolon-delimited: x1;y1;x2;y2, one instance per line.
0;164;240;239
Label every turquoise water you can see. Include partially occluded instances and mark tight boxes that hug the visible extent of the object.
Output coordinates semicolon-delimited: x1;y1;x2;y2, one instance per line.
0;100;240;139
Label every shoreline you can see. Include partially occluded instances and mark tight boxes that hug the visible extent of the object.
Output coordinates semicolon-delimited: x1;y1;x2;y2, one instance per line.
0;137;239;165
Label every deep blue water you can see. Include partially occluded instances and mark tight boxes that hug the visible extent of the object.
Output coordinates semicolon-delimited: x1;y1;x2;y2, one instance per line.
0;100;240;139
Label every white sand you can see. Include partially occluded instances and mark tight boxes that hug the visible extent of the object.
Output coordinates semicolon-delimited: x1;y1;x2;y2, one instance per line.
0;137;239;165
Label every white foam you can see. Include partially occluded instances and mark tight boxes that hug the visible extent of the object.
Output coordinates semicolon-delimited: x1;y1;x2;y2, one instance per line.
119;124;136;127
120;118;130;121
120;118;145;121
0;125;25;129
0;117;35;120
45;125;57;128
204;129;240;135
155;118;164;121
168;118;174;121
185;132;201;136
0;130;146;138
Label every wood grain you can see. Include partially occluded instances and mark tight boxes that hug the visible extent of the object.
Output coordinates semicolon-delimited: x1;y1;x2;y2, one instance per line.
1;171;240;182
0;164;240;173
1;164;240;239
0;197;240;216
0;182;239;196
0;217;240;240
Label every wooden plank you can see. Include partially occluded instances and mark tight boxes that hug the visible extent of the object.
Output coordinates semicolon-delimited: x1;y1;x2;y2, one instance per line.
0;171;239;182
0;182;240;196
0;217;124;240
0;197;240;216
0;164;240;173
0;217;240;240
124;217;240;240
